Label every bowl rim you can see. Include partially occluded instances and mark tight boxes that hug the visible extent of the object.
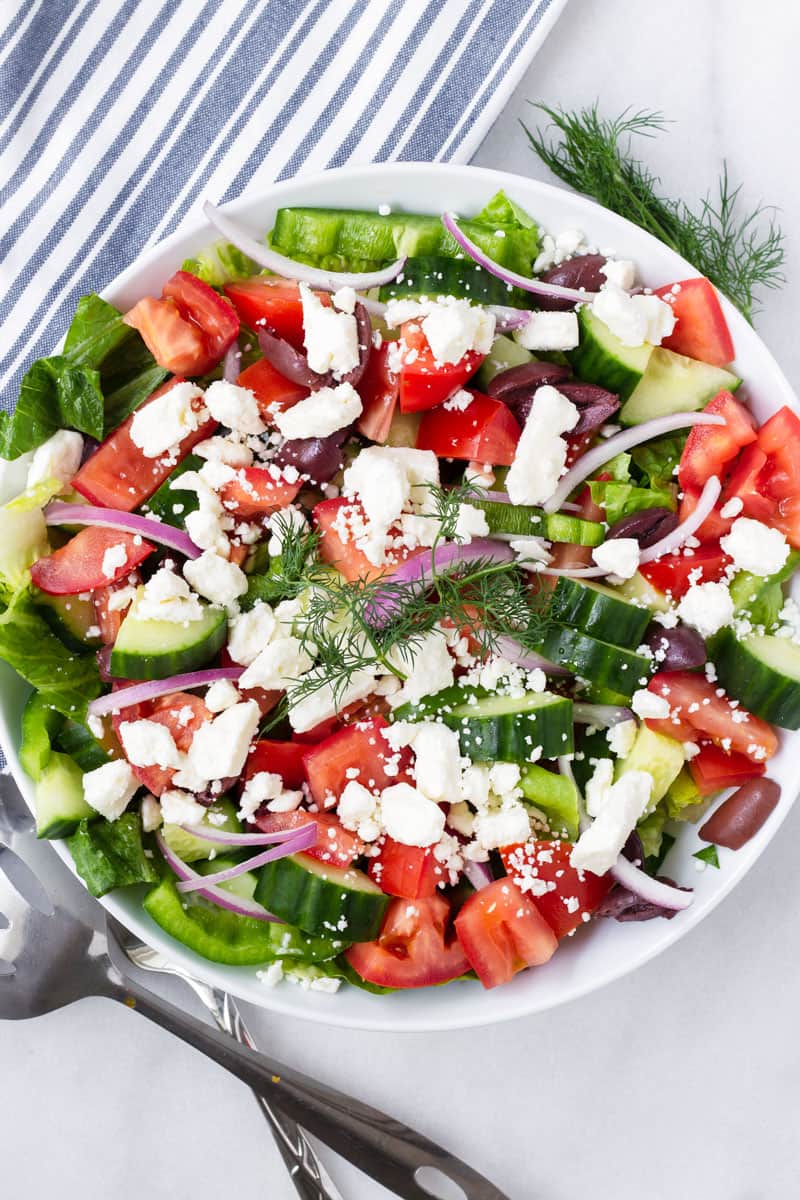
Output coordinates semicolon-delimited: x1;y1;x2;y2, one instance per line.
3;159;798;1032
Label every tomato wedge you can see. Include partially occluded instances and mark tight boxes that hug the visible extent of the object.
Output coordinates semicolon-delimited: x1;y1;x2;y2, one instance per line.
398;322;484;413
92;572;140;644
251;810;362;868
217;466;301;519
162;270;239;367
677;391;756;492
73;378;217;510
302;717;409;807
345;895;469;989
243;740;307;790
113;691;211;796
416;391;521;466
312;496;422;583
639;542;731;599
688;742;766;797
223;279;330;349
30;528;154;596
646;670;778;762
357;342;400;442
236;357;309;423
654;278;735;367
500;840;614;938
454;878;558;989
125;272;238;376
368;839;442;899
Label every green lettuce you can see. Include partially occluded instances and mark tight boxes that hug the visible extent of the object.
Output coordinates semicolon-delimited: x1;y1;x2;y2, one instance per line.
475;188;538;232
0;597;101;720
631;434;685;490
67;813;158;898
589;479;676;525
19;692;65;781
182;240;258;287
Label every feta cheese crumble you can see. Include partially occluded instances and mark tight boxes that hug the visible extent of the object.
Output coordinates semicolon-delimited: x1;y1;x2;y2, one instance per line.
203;380;266;435
631;688;671;720
273;381;362;440
505;385;579;506
380;782;446;847
592;537;640;581
677;580;734;638
183;550;247;608
591;283;676;348
300;282;359;377
136;569;206;624
720;517;790;578
570;768;653;875
83;760;139;821
514;311;580;352
26;429;84;491
118;719;183;769
130;382;206;457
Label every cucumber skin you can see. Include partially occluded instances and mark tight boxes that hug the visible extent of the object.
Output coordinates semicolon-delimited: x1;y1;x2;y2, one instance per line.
379;255;529;308
474;500;605;547
619;347;741;426
143;453;202;529
35;752;93;839
450;699;574;762
254;854;389;943
711;629;800;729
569;307;652;401
550;577;652;649
55;722;111;772
534;624;650;699
110;608;227;680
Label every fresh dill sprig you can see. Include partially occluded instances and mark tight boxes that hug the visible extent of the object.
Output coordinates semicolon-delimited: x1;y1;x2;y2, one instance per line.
522;102;785;322
424;477;484;545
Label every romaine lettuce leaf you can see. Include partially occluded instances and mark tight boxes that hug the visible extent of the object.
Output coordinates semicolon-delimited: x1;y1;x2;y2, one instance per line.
0;356;106;458
589;479;675;525
0;597;101;720
475;189;538;232
67;812;158;898
631;434;685;490
182;240;258;287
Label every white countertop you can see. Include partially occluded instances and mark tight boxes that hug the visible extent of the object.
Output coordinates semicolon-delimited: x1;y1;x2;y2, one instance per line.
3;2;800;1196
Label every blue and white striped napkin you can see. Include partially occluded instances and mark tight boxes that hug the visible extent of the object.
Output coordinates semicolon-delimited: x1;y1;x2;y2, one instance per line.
0;0;563;406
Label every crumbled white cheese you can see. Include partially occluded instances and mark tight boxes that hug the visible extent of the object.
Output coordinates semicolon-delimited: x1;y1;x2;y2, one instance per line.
194;433;254;467
101;542;129;580
591;283;676;348
338;780;382;842
385;721;463;804
631;689;670;720
420;297;495;365
505;385;579;506
719;496;744;520
454;502;489;544
273;381;362;440
184;701;261;783
26;429;84;490
570;769;653;874
600;259;636;290
341;445;439;566
332;285;356;314
677;580;734;638
118;719;183;769
288;669;377;735
160;788;208;827
203;380;266;435
720;517;790;578
510;536;553;568
300;281;359;377
592;537;640;581
473;803;530;851
204;679;241;712
83;760;140;821
130;382;206;457
136;568;206;624
387;629;454;707
238;771;303;821
607;718;638;758
514;311;579;352
227;603;277;665
183;550;247;607
106;585;137;613
584;757;614;819
442;389;473;412
380;782;446;847
140;793;163;832
267;506;309;558
238;636;313;691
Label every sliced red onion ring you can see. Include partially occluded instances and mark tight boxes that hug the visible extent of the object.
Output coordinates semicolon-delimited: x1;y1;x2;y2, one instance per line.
222;343;241;382
257;328;318;387
204;201;406;291
155;832;284;922
487;306;534;332
572;703;634;727
176;822;317;892
366;538;514;627
494;635;568;676
543;412;726;514
442;212;600;304
639;475;721;563
45;502;201;559
463;860;493;890
178;822;312;847
88;667;244;717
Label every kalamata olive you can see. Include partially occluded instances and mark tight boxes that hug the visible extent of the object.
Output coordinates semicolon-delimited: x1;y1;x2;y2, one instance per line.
272;428;350;483
557;382;620;433
622;830;645;866
607;506;679;548
336;301;372;389
595;877;690;922
645;625;707;671
487;360;571;400
258;328;318;387
699;778;781;850
537;254;608;311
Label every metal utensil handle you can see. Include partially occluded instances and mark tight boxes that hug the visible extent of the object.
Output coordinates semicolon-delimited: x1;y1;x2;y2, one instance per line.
115;974;508;1200
213;988;344;1200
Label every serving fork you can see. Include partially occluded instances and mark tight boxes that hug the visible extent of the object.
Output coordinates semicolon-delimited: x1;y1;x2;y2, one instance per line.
0;800;508;1199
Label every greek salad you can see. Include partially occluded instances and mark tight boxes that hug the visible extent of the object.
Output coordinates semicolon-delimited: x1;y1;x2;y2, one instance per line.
1;189;795;994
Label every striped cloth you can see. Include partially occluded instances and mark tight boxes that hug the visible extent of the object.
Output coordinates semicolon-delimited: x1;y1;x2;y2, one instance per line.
0;0;563;409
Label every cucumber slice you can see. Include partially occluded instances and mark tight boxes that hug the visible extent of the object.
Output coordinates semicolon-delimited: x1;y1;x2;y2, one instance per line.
569;307;653;401
711;628;800;728
473;334;534;390
728;551;800;628
270;208;537;275
616;571;671;613
110;589;227;680
619;347;741;426
532;624;651;699
254;853;389;942
473;500;605;547
20;692;64;780
161;799;242;863
35;591;101;652
379;255;529;308
550;577;652;648
142;453;202;529
143;876;277;965
519;763;580;840
55;721;112;772
34;752;93;839
446;690;574;762
616;725;684;805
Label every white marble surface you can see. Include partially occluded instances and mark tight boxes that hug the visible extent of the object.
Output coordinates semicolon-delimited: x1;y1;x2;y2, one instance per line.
3;1;800;1197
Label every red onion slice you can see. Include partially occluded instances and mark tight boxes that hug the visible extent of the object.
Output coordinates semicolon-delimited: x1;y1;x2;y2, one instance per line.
204;201;406;291
572;703;634;727
543;412;726;514
222;343;241;382
88;667;244;717
494;635;568;676
178;822;312;847
463;860;494;890
155;832;284;922
45;502;201;559
175;822;317;892
488;306;534;332
639;475;721;563
366;538;514;627
442;212;600;304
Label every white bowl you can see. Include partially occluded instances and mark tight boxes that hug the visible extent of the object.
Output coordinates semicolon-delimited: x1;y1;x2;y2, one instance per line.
2;162;797;1032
